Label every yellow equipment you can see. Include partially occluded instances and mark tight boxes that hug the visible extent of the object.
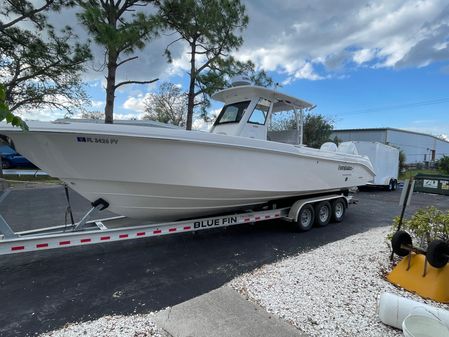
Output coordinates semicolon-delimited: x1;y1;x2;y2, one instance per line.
387;253;449;303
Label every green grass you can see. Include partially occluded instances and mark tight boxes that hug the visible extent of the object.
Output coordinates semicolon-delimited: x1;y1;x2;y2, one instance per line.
399;168;445;180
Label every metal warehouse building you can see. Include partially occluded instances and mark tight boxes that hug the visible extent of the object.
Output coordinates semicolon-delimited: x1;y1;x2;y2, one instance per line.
330;128;449;164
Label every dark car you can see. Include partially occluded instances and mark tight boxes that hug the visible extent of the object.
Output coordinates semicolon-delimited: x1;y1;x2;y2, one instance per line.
0;145;36;169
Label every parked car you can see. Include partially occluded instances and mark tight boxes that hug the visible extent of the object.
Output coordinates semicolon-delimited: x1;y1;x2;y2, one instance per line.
0;145;36;169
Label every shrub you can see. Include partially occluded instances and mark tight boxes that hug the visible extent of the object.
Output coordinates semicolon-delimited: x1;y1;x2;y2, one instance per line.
398;150;406;175
437;155;449;174
389;206;449;249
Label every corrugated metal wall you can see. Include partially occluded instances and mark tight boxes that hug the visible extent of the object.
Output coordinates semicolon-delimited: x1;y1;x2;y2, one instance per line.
331;129;449;164
331;130;386;143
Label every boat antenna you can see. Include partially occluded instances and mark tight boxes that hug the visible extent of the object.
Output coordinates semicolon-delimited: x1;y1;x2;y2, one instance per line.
273;82;281;92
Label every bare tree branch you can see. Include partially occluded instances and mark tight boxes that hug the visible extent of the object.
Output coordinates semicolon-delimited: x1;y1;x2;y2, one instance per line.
116;55;138;67
114;78;158;89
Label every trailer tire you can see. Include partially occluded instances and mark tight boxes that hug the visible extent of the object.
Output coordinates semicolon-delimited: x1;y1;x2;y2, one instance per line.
331;198;346;223
314;201;331;227
387;179;394;191
392;180;398;191
1;159;11;169
391;230;412;257
294;204;315;232
427;240;449;269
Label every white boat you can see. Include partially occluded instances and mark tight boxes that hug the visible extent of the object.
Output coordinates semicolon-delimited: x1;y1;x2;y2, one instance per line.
0;84;374;221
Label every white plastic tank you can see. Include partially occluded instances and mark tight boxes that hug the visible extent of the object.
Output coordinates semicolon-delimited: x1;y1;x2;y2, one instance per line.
378;293;449;330
403;315;449;337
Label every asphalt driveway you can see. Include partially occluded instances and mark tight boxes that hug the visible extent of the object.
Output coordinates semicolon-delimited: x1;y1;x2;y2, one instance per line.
0;185;447;336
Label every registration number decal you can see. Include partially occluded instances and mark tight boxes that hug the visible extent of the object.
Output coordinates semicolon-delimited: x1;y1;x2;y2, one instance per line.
77;137;118;144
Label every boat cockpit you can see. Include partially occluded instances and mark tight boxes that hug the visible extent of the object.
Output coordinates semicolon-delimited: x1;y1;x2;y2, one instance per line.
211;85;315;145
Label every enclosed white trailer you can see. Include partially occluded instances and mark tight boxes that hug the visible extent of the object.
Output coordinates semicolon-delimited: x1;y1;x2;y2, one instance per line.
343;141;399;190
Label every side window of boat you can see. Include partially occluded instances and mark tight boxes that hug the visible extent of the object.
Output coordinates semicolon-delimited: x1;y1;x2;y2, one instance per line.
248;98;271;125
220;106;240;123
215;101;251;124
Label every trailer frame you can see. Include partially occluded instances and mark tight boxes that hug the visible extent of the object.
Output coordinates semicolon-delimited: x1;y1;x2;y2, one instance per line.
0;191;352;256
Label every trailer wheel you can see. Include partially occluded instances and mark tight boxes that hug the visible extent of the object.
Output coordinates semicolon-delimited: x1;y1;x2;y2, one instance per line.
1;159;11;169
392;180;398;191
331;198;346;223
294;204;315;232
314;201;331;227
427;240;449;268
387;179;394;191
391;230;412;257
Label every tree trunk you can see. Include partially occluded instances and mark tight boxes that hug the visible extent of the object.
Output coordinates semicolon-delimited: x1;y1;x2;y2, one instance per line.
105;51;118;124
186;42;196;130
186;82;195;130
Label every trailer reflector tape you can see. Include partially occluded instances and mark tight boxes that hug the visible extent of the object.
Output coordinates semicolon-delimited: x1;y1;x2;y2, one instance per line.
0;205;295;256
11;246;24;251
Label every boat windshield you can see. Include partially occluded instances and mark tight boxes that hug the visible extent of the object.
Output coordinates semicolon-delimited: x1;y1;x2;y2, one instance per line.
214;101;251;125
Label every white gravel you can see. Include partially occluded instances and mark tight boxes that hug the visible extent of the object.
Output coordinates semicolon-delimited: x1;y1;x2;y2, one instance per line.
230;226;449;337
39;313;168;337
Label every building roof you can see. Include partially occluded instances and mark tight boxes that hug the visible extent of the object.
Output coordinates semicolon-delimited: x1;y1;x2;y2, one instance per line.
332;127;449;144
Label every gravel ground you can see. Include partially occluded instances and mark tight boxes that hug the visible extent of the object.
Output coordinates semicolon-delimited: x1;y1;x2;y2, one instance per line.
39;313;169;337
231;226;449;337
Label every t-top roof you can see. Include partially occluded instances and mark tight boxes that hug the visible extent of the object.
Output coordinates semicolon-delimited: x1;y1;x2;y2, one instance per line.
212;85;315;112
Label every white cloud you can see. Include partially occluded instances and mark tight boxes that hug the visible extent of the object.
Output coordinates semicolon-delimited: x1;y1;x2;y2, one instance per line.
238;0;449;81
91;100;104;109
16;95;80;121
122;94;151;114
192;119;212;131
41;0;449;86
292;62;324;81
353;49;376;64
19;109;67;121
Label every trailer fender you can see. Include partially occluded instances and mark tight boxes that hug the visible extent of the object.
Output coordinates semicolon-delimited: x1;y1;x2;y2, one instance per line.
287;194;345;222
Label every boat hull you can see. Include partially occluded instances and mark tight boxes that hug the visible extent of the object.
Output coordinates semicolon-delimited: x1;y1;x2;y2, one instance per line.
0;122;374;221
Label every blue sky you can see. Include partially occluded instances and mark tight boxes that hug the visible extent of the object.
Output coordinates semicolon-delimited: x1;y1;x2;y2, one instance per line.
287;64;449;133
20;0;449;138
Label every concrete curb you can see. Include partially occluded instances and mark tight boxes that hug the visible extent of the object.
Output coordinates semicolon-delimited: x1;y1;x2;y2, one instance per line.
153;285;307;337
